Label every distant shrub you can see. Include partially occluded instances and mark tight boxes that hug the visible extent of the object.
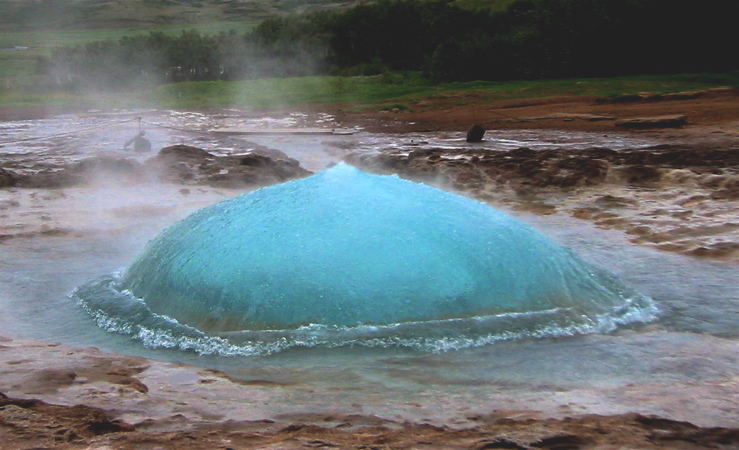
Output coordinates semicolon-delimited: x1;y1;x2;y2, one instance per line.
43;0;739;87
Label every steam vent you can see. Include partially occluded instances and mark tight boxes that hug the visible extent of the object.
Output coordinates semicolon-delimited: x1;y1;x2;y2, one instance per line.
122;164;653;333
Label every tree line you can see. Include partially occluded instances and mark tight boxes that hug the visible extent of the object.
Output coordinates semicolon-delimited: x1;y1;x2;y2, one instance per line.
41;0;739;89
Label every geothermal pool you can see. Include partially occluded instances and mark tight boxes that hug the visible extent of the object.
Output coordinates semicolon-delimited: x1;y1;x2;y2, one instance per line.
0;110;737;426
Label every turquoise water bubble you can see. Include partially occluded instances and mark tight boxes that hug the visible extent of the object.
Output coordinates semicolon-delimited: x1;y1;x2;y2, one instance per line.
117;163;655;336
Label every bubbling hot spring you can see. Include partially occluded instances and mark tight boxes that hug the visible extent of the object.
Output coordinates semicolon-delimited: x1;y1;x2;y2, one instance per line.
74;164;657;355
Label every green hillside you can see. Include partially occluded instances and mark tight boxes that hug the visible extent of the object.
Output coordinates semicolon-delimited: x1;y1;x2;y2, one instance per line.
0;21;259;85
0;0;523;86
0;0;359;31
0;0;360;86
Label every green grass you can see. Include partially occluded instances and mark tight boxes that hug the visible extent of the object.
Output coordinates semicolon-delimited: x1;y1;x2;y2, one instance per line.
0;0;355;32
0;20;259;50
0;0;361;84
452;0;517;12
2;71;738;111
435;71;739;100
148;74;441;109
0;21;259;84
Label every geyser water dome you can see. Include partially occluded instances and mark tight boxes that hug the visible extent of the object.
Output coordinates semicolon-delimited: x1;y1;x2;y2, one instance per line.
128;163;653;328
75;164;657;354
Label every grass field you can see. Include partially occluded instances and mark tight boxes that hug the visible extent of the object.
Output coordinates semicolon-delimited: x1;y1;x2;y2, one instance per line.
0;20;259;85
0;0;515;87
452;0;517;12
0;0;360;85
2;71;737;111
0;0;356;32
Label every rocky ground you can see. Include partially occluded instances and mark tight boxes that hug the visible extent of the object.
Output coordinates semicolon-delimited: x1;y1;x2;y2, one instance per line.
0;89;738;448
339;87;739;136
0;144;310;190
1;337;737;449
346;144;739;262
0;144;311;243
337;88;739;262
3;395;737;449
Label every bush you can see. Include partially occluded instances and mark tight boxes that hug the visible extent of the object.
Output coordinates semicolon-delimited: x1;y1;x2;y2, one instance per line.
44;0;739;87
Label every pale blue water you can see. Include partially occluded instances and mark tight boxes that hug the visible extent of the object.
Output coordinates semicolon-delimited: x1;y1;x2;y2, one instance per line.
1;198;736;422
71;164;656;355
0;170;736;426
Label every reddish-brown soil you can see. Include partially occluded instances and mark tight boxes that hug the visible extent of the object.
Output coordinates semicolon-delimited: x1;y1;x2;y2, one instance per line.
339;88;739;137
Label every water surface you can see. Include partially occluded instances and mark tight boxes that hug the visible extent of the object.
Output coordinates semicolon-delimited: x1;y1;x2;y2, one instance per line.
0;110;735;427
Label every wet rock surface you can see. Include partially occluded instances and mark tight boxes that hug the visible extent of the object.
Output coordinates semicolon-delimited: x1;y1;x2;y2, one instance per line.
2;145;310;189
0;337;736;449
2;400;737;449
0;391;133;445
150;144;311;187
0;168;16;188
346;144;739;261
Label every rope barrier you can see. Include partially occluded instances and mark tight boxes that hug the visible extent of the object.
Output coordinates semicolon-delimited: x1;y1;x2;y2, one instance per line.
0;118;138;146
140;120;219;136
143;120;237;139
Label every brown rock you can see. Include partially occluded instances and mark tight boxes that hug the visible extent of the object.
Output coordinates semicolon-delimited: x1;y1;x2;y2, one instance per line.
528;113;615;121
595;195;638;207
0;167;16;187
149;145;311;188
157;144;213;161
239;153;273;167
0;391;134;442
615;115;688;129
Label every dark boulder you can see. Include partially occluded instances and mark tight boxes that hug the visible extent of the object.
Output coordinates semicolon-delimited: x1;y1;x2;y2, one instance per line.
466;124;486;142
149;145;310;187
239;153;272;167
157;145;214;161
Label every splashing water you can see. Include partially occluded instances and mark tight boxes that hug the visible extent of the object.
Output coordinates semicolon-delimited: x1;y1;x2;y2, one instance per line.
74;164;657;355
